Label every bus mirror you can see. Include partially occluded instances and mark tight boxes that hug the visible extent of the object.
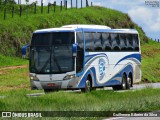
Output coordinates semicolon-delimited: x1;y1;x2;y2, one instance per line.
22;44;30;59
72;44;77;57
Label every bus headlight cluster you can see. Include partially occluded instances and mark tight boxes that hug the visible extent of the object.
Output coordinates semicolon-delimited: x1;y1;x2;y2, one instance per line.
30;74;39;81
63;74;75;80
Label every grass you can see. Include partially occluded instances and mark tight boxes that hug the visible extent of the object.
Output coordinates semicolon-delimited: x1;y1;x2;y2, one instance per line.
0;54;28;67
0;67;29;90
0;88;160;117
141;41;160;82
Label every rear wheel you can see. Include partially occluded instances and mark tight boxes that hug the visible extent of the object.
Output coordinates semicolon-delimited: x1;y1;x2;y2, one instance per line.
81;79;92;92
126;76;132;89
112;74;127;90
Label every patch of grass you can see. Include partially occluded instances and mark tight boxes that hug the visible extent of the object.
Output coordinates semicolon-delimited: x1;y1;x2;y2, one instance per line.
141;41;160;82
0;54;28;67
0;67;29;90
0;88;160;112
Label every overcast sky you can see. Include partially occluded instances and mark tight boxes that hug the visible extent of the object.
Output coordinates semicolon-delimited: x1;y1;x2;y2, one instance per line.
18;0;160;40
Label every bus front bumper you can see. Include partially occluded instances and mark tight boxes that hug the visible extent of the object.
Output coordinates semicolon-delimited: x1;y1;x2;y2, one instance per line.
30;79;79;90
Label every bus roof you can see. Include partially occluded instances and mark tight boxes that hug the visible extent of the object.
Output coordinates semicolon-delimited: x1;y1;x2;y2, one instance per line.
61;24;111;29
34;24;138;34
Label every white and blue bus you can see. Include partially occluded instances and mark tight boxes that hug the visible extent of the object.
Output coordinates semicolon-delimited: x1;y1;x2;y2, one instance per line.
23;25;141;92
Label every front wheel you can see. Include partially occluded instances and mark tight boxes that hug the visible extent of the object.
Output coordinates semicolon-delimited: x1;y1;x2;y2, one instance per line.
121;74;127;90
81;79;92;92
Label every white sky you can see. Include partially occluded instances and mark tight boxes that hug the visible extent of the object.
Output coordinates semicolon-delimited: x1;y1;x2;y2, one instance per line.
17;0;160;40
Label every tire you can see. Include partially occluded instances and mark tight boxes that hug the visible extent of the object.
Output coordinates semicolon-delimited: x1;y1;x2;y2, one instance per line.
81;79;92;92
113;74;127;90
126;76;132;89
121;74;127;90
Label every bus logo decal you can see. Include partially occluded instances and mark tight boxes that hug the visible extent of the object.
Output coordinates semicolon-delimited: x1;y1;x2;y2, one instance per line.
99;58;106;80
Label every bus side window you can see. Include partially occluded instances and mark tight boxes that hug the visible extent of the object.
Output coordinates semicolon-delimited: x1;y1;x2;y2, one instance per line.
111;33;120;51
102;33;112;51
85;32;94;51
127;34;134;51
133;34;139;51
76;32;84;73
94;32;102;51
119;33;127;51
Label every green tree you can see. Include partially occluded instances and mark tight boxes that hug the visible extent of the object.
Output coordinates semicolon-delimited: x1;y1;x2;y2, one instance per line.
2;0;16;4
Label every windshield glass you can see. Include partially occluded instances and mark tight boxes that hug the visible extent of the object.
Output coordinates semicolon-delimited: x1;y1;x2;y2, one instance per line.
31;32;74;46
51;45;73;73
30;32;74;74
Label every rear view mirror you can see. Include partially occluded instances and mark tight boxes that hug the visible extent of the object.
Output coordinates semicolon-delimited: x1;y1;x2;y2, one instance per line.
72;43;78;57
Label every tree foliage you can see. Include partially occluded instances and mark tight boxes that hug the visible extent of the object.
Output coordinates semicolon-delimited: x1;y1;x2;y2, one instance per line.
1;0;16;5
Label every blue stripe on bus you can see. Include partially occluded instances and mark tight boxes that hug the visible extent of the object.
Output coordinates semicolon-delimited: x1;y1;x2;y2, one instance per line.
114;54;141;67
85;53;108;64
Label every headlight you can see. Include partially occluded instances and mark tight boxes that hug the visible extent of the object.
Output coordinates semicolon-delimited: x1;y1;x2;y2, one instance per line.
30;74;39;81
63;74;75;80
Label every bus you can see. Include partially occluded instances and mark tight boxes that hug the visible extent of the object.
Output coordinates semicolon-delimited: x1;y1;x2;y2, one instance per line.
22;24;141;92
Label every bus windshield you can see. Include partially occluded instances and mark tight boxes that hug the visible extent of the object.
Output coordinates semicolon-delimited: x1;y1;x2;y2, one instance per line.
30;32;74;74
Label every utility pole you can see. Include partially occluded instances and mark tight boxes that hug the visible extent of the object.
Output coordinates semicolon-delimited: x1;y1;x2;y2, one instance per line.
86;0;89;7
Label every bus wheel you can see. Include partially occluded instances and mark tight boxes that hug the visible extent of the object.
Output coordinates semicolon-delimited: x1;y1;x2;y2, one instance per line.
81;79;92;92
121;74;127;90
126;76;132;89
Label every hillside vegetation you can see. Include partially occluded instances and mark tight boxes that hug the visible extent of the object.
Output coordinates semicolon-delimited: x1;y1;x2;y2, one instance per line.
0;6;148;56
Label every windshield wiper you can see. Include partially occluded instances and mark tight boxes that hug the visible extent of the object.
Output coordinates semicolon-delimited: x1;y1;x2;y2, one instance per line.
53;56;62;73
39;58;50;73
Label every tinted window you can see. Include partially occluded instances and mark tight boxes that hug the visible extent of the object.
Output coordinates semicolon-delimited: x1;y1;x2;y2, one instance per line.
77;32;84;49
31;33;51;46
76;32;84;73
85;33;94;51
94;33;102;51
132;34;139;51
126;34;134;50
119;34;127;50
102;33;112;51
52;32;74;44
31;32;74;46
111;33;120;51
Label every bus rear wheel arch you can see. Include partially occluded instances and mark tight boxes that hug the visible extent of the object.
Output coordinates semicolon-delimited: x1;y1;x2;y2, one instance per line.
112;73;128;90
